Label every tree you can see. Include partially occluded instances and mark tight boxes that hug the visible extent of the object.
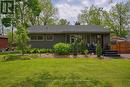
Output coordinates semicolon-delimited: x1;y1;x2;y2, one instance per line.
2;18;12;27
27;0;42;25
78;5;103;25
14;0;42;26
39;0;57;25
14;0;57;54
16;24;29;55
14;0;40;54
103;3;130;37
7;31;17;47
58;19;69;25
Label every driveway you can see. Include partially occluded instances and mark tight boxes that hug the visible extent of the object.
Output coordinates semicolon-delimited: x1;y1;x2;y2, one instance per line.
120;54;130;59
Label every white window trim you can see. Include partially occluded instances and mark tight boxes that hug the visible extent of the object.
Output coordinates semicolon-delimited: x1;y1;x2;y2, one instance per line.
37;35;45;41
46;35;54;41
30;35;44;41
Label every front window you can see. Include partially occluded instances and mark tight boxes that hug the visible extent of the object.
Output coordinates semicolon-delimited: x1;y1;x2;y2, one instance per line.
31;36;37;40
37;35;44;40
30;35;44;41
70;35;81;43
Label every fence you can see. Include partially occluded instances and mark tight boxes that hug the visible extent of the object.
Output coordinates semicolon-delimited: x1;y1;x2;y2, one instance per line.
111;41;130;54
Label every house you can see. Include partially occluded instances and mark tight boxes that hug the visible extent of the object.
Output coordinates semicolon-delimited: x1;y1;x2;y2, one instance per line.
29;25;110;49
0;35;8;51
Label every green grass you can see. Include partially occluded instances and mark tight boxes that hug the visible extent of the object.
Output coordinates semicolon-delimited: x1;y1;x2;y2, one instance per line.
0;57;130;87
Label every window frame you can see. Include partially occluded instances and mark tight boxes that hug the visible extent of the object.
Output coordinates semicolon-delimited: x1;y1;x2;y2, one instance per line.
46;35;54;41
30;35;37;41
37;35;44;41
30;35;44;41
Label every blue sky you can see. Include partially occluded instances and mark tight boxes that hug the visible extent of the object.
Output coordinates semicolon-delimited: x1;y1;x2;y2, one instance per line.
51;0;128;24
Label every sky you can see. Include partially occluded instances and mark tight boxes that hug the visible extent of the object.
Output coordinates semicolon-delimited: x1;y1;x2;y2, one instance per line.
51;0;128;24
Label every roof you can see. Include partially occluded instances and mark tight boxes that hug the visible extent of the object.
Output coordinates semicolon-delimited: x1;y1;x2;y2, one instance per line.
0;35;8;39
29;25;110;34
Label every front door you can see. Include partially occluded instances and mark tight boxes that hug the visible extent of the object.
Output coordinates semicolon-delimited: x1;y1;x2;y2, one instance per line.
70;35;75;43
66;35;82;43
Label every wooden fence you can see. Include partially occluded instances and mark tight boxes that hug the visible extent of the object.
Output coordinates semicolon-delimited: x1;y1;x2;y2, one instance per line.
111;41;130;53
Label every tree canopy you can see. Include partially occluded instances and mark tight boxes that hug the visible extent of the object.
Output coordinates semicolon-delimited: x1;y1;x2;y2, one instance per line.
78;2;130;37
78;6;103;25
58;19;69;25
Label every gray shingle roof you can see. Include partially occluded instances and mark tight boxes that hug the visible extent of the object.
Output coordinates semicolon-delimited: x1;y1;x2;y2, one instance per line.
29;25;110;34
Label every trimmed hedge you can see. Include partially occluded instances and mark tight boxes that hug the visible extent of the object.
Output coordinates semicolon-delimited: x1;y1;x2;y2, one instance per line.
1;54;31;61
25;48;53;54
53;43;71;55
96;43;102;57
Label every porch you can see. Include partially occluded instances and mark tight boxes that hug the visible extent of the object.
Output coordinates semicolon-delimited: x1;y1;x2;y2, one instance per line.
65;33;110;51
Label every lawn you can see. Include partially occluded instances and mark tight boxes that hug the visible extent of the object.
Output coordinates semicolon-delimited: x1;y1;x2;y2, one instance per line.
0;57;130;87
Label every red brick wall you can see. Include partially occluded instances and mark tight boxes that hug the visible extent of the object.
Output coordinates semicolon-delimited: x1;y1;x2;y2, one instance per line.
0;38;8;49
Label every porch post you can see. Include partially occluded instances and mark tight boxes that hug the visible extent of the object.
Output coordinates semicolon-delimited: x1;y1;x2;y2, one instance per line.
90;33;91;44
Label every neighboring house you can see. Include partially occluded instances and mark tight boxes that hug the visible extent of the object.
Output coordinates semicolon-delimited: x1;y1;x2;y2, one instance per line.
29;25;110;49
0;35;8;51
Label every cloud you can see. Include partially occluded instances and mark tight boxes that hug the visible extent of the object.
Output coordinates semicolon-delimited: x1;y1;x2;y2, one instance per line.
54;0;121;24
81;0;91;7
55;2;83;23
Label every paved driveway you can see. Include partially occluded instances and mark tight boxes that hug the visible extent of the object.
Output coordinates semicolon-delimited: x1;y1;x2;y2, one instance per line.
120;54;130;59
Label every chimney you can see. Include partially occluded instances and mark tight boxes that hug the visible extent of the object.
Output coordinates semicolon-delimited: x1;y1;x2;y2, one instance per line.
75;21;80;25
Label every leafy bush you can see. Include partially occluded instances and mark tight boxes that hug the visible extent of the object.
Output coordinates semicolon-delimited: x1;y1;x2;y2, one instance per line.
1;54;31;61
25;48;53;54
53;43;71;55
79;40;86;53
71;37;86;55
0;51;20;55
2;54;19;61
39;49;53;53
96;43;102;57
20;56;32;60
84;49;89;57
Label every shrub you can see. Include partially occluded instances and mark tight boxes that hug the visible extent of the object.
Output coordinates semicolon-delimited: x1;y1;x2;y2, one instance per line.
20;56;31;60
2;54;19;61
0;51;20;55
1;54;31;61
71;39;86;55
39;49;53;53
24;48;53;54
96;43;102;57
71;41;78;55
79;40;86;53
84;49;89;57
53;43;71;55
